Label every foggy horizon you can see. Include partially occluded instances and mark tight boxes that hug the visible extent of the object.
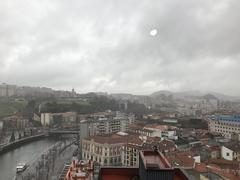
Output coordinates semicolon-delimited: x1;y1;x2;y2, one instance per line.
1;81;240;98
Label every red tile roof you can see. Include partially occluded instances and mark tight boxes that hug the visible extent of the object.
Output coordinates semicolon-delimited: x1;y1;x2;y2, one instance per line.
166;152;195;168
84;134;128;144
158;139;176;152
195;162;240;180
195;163;208;172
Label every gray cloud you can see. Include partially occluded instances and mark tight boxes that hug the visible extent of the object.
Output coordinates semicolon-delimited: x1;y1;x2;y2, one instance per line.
0;0;240;96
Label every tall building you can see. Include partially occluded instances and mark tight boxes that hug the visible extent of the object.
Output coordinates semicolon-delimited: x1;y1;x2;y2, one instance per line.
0;83;17;97
208;115;240;139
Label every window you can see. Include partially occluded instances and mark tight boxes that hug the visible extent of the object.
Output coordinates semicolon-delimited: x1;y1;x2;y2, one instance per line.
226;152;230;156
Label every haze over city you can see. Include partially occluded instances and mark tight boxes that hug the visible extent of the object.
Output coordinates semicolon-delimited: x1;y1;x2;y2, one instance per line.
1;0;240;95
2;1;240;180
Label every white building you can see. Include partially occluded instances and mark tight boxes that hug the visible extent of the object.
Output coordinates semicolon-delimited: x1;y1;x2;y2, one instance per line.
40;112;77;127
82;112;135;136
162;130;178;140
221;143;240;161
143;124;175;138
41;113;53;126
208;115;240;139
82;133;128;166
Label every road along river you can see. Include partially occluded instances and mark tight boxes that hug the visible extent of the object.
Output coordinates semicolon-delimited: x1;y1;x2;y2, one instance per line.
0;139;57;180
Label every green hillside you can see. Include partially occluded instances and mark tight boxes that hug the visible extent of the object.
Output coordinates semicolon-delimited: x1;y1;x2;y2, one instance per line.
0;100;27;117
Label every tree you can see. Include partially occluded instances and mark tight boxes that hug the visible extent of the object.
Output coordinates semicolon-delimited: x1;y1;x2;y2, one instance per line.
9;131;15;142
23;99;37;120
18;132;22;139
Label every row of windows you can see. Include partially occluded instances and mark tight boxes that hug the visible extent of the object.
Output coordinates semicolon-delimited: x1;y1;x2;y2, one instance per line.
83;153;121;165
83;142;121;156
124;159;138;166
213;121;240;127
215;126;240;132
213;127;239;134
214;125;240;131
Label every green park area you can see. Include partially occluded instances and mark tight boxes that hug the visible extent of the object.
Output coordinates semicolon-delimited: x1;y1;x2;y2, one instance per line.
0;99;27;117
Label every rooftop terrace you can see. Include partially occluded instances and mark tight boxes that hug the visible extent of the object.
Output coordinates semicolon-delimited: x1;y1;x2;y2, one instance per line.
140;150;172;170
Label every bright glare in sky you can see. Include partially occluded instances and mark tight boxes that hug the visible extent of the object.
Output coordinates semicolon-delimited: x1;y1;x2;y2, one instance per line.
150;29;158;36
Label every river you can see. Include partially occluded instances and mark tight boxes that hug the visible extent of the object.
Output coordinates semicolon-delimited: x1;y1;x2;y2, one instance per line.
0;139;57;180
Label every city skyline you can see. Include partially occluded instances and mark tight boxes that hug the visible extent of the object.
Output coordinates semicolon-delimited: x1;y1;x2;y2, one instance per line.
1;1;240;180
1;0;240;96
1;81;240;98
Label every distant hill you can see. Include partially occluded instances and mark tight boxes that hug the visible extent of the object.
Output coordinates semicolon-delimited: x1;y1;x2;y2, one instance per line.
150;90;240;102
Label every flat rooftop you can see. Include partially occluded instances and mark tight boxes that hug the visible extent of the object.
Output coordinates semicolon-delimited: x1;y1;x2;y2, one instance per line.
140;150;172;170
99;167;188;180
99;168;139;180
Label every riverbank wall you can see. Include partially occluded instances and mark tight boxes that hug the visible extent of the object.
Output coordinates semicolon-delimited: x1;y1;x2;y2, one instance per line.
0;134;46;154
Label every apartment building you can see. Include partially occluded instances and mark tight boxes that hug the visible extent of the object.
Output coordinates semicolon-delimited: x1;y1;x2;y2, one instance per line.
82;132;129;166
128;123;176;138
40;112;77;127
80;112;135;136
121;136;145;167
208;115;240;139
2;113;29;130
121;137;176;167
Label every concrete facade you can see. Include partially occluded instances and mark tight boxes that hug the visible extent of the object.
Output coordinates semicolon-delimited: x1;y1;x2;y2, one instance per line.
208;115;240;139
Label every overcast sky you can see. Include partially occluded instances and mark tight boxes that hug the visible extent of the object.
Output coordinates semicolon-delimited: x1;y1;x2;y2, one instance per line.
1;0;240;95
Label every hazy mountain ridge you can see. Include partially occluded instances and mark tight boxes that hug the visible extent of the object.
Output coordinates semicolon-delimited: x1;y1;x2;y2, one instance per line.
105;90;240;111
1;83;239;102
150;90;240;102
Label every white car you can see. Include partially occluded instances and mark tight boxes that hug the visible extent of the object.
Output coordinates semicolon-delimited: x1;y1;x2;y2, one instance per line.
16;163;27;173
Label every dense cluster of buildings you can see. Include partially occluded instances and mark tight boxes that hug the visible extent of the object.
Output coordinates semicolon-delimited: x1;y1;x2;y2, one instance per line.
1;89;240;180
0;113;30;131
110;92;239;117
39;111;136;133
76;111;240;180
